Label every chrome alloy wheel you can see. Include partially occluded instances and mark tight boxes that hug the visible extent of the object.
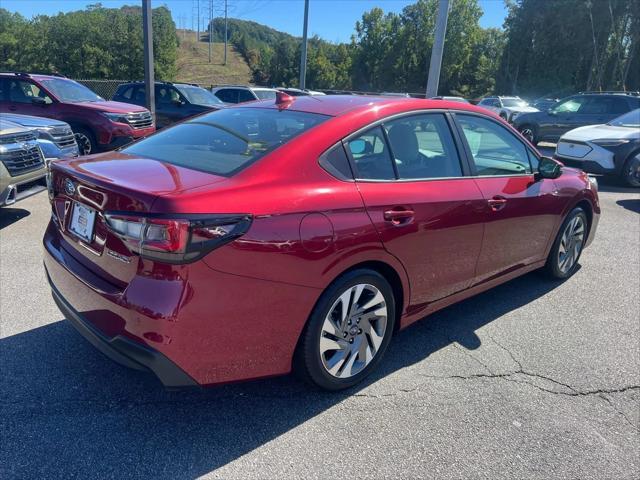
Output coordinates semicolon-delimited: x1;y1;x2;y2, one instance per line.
558;215;585;274
320;284;388;378
74;132;92;155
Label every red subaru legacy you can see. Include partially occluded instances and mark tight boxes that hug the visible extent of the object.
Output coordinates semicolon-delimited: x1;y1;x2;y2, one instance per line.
44;94;600;390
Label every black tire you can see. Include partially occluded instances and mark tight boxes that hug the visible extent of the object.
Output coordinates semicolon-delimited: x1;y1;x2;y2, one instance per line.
295;269;396;391
518;124;538;145
544;207;588;279
620;152;640;188
73;126;97;155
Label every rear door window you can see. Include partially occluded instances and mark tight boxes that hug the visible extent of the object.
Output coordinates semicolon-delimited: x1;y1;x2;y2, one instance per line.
238;89;256;103
346;126;396;180
215;89;238;103
121;108;329;176
384;114;463;179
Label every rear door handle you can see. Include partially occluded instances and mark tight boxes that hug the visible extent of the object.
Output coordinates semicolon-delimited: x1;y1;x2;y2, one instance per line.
383;207;415;226
488;196;507;211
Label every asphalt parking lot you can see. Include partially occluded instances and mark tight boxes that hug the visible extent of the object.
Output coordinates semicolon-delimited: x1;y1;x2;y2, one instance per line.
1;170;639;479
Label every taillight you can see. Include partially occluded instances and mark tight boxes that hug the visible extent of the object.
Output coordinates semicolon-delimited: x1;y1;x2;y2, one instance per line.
104;213;252;264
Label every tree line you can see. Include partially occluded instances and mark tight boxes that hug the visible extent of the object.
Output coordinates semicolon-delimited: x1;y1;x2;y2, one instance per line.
1;0;638;98
213;0;639;97
0;4;178;80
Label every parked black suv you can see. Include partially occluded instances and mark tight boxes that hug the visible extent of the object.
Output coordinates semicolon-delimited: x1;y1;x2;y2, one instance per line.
513;92;640;145
113;81;225;129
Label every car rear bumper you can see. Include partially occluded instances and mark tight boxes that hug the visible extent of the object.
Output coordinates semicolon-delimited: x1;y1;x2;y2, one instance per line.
43;220;319;386
47;269;198;388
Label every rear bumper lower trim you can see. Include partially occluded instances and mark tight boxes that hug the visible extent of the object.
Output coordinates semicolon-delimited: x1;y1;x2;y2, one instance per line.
47;268;198;388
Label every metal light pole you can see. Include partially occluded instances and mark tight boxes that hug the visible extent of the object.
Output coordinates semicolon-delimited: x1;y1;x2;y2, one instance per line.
142;0;155;120
224;0;228;65
425;0;450;98
299;0;309;89
197;0;200;42
208;0;213;62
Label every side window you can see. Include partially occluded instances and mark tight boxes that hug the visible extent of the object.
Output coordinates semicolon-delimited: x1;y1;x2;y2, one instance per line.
215;89;237;103
578;97;610;114
553;97;587;114
384;114;463;179
347;126;395;180
457;114;532;176
118;86;134;100
609;97;630;114
133;86;146;104
7;80;52;104
319;143;353;181
238;89;255;103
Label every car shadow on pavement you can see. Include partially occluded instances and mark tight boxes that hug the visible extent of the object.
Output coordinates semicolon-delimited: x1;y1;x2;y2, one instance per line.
1;271;565;479
0;207;30;230
616;199;640;213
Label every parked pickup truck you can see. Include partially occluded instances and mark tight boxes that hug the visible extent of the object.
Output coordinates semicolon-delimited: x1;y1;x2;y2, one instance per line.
0;119;47;207
0;73;155;155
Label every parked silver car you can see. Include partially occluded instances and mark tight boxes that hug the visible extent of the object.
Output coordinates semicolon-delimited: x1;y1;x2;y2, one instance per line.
1;113;79;160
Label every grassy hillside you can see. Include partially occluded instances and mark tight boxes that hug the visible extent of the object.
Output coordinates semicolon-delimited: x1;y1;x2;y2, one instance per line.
174;30;252;86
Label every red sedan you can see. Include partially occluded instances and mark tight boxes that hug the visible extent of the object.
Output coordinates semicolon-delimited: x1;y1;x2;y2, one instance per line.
44;94;600;390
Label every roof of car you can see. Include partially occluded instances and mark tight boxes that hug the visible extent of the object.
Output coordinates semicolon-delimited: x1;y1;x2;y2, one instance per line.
236;94;486;118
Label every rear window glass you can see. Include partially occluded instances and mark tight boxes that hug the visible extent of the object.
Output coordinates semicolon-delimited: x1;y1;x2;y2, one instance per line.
121;108;329;176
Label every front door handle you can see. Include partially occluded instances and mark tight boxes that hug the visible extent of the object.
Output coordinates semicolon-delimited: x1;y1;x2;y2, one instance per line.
488;196;507;211
383;207;415;226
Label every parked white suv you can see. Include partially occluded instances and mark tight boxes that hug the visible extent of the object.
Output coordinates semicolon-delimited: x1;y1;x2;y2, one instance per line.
554;109;640;187
477;96;539;123
211;85;278;104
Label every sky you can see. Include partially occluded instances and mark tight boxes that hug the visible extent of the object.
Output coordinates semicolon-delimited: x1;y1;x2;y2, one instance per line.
2;0;508;43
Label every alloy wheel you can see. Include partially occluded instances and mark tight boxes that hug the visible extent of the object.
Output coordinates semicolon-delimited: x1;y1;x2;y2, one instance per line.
319;284;388;379
75;132;92;155
624;154;640;187
557;215;585;274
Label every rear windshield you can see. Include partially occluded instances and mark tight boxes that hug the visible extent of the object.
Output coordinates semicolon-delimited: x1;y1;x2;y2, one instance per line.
121;108;329;176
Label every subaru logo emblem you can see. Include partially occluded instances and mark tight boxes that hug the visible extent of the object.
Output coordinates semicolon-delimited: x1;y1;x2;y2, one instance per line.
64;178;76;196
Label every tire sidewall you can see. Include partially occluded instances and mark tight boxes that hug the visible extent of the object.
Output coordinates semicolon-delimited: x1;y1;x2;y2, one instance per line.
299;269;396;391
73;127;96;155
547;207;588;279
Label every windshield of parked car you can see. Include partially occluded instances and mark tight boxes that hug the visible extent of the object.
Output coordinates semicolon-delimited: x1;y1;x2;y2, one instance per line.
174;85;224;106
121;108;329;176
608;109;640;128
40;78;103;103
254;89;277;100
502;98;528;108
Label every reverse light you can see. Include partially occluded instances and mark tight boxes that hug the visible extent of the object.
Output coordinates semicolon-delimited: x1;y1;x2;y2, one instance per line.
591;138;630;147
104;213;252;263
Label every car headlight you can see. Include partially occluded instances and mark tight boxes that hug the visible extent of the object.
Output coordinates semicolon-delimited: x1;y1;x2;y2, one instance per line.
36;127;56;141
102;112;129;124
591;139;630;147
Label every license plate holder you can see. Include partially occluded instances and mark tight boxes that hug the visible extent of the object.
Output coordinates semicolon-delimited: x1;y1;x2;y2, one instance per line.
69;202;96;243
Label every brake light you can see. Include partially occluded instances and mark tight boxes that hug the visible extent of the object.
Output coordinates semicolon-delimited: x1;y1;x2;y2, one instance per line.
104;213;252;264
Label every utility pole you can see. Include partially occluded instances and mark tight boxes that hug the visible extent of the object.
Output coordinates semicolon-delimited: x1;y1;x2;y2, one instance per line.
208;0;213;63
425;0;449;98
224;0;228;65
142;0;155;121
299;0;309;89
197;0;200;42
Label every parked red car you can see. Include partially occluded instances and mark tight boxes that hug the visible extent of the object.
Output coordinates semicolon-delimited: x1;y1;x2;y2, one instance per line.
44;94;600;390
0;73;155;155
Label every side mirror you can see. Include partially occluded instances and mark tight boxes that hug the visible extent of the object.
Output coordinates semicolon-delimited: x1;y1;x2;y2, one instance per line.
536;156;562;180
31;97;48;106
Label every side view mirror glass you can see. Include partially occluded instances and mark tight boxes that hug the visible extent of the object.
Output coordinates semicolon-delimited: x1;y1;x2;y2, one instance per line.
537;156;562;180
349;139;366;155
